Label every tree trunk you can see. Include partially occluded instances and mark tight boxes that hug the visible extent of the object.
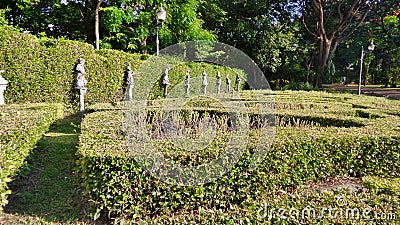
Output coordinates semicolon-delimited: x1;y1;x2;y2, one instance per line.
303;0;377;88
81;0;93;44
95;0;104;50
140;37;147;54
314;36;332;88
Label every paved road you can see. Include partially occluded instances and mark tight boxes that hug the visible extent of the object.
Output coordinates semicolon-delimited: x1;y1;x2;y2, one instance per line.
324;84;400;100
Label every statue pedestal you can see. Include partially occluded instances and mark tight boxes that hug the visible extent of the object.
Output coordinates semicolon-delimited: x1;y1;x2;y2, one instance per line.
127;84;134;100
163;85;169;97
0;73;8;105
185;85;190;97
0;85;6;105
76;87;87;116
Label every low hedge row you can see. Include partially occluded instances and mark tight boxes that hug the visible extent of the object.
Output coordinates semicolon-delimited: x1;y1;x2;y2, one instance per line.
77;91;400;223
0;103;63;210
136;176;400;224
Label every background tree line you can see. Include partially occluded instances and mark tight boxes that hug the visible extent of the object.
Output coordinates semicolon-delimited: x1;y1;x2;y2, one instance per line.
0;0;399;88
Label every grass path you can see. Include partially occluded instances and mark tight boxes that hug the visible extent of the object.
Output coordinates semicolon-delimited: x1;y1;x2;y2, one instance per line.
0;115;92;225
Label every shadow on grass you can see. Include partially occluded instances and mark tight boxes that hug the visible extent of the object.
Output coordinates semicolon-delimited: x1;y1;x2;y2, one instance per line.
3;114;89;223
277;114;365;127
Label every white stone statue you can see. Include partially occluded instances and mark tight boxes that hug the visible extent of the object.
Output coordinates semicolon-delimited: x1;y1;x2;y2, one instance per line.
236;74;241;91
162;66;171;86
226;74;231;92
75;58;87;114
126;62;135;100
126;62;135;85
76;58;87;89
185;70;190;96
202;70;208;95
162;66;171;97
216;71;221;94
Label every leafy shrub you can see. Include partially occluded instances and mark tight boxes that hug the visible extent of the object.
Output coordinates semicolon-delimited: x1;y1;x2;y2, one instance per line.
0;103;63;210
136;176;400;224
0;26;247;108
281;82;316;91
77;91;400;223
0;25;144;108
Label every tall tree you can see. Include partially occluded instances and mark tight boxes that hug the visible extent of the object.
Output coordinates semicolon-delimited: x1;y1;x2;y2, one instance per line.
95;0;104;49
99;0;216;53
199;0;303;77
0;0;215;52
368;1;400;86
0;0;96;42
301;0;379;88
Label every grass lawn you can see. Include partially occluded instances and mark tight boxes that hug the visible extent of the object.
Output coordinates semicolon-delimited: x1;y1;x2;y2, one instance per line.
0;116;94;225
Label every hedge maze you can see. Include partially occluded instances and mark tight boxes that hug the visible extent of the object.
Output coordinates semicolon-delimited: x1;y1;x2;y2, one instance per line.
1;25;399;224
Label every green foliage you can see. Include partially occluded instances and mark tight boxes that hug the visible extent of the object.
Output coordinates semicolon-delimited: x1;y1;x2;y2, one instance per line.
77;90;400;222
1;0;398;86
255;23;302;74
100;0;216;53
0;8;8;26
322;1;400;86
281;82;316;91
133;178;398;224
274;62;309;84
370;12;400;86
199;0;303;78
0;103;63;211
0;25;145;107
301;0;379;87
0;0;90;41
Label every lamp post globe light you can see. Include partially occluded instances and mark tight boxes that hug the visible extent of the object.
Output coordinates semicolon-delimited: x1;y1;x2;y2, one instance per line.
358;41;375;95
156;6;166;56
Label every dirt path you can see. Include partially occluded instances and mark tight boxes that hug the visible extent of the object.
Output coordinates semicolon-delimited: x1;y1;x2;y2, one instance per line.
324;84;400;100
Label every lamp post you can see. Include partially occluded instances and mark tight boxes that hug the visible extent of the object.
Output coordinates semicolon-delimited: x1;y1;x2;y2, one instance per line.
156;6;166;56
358;41;375;95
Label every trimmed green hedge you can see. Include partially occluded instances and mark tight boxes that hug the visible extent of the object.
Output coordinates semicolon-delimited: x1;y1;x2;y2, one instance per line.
0;26;246;107
77;91;400;223
0;103;63;210
0;25;145;107
135;176;400;224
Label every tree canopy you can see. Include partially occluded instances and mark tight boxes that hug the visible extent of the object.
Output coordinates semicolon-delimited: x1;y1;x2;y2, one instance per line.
98;0;216;53
0;0;399;87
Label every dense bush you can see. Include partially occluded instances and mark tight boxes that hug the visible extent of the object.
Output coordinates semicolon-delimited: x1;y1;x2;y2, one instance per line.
0;26;247;107
133;176;400;224
77;91;400;223
281;82;316;91
0;103;63;210
0;25;144;107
